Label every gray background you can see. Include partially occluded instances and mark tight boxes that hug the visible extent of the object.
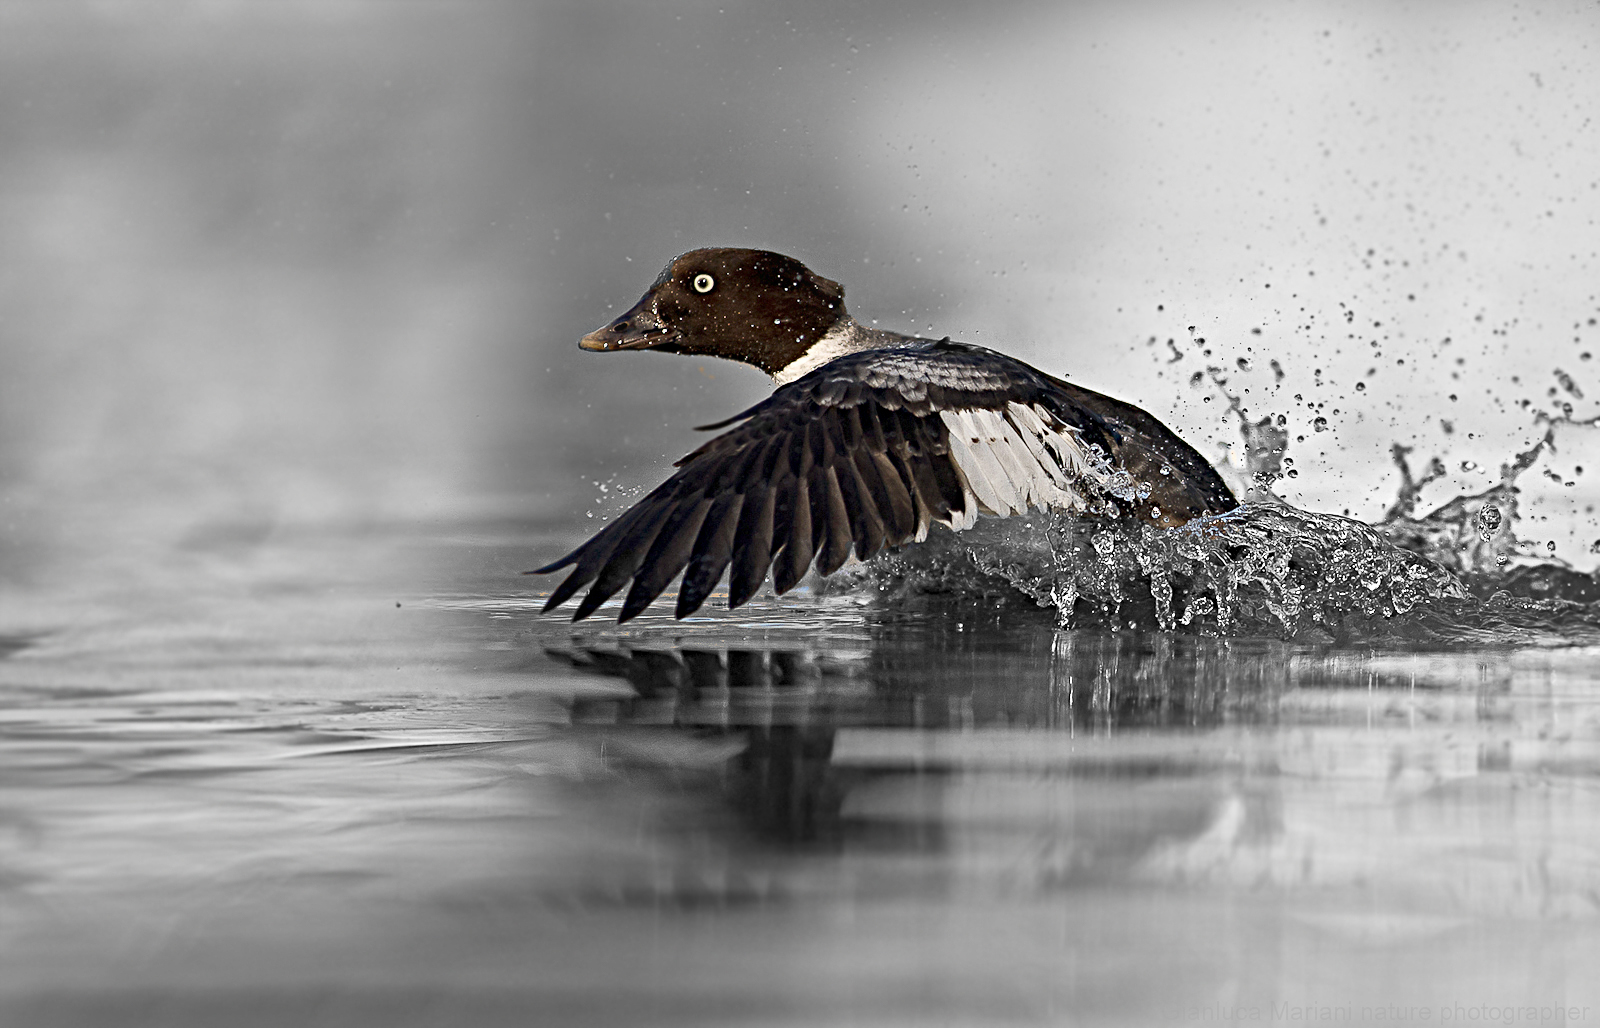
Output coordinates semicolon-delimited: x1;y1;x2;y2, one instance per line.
4;0;1598;583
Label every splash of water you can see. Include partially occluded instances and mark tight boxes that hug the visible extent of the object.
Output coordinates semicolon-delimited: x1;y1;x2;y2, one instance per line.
842;404;1600;644
862;503;1465;636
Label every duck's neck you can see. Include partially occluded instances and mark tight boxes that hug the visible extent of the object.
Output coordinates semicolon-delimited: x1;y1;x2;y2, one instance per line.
769;316;915;385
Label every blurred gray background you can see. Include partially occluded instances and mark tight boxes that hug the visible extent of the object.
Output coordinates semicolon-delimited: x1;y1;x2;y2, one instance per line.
4;0;1599;588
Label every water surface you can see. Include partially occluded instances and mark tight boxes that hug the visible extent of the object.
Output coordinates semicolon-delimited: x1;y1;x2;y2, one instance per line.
4;524;1599;1027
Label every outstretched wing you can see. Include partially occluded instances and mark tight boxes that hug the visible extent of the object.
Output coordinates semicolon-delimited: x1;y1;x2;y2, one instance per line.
531;341;1226;622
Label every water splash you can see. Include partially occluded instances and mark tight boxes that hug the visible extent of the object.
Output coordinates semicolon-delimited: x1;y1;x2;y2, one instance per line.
838;400;1600;644
1046;504;1463;634
1373;409;1600;585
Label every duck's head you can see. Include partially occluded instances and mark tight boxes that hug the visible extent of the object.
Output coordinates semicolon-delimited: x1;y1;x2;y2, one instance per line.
579;247;848;376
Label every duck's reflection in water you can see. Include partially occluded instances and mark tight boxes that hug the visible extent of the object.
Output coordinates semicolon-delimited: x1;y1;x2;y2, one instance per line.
539;627;1297;861
532;619;1600;935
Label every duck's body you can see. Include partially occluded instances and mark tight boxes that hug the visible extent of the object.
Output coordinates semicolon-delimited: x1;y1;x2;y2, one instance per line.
535;248;1236;622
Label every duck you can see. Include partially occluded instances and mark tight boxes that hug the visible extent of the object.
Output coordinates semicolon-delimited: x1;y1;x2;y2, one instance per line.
533;247;1236;622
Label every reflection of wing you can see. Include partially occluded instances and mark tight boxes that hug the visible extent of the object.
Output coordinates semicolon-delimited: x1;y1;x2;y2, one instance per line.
533;340;1232;622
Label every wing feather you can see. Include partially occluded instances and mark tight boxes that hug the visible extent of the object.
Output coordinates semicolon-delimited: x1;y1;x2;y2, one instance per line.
976;407;1040;507
617;496;715;622
870;450;917;540
674;492;744;618
816;465;854;575
941;411;1008;515
728;484;777;607
770;472;814;594
532;338;1234;621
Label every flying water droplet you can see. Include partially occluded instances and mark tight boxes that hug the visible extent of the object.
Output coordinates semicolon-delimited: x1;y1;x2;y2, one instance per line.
1476;504;1502;540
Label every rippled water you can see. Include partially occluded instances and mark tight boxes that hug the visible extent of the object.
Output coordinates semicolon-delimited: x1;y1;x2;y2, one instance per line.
4;517;1600;1027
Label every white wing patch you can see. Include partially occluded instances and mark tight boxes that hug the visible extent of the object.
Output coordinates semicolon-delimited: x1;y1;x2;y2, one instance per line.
939;402;1116;529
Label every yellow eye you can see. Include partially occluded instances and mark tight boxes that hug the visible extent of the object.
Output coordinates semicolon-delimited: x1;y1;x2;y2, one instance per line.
691;273;715;294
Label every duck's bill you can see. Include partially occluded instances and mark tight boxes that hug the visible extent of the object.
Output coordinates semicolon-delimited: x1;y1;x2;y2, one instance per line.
579;296;677;351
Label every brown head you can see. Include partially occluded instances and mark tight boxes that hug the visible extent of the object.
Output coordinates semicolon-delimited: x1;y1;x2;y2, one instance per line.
579;248;848;376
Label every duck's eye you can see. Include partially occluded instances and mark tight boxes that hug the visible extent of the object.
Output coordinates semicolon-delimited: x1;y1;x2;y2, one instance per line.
691;273;715;294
